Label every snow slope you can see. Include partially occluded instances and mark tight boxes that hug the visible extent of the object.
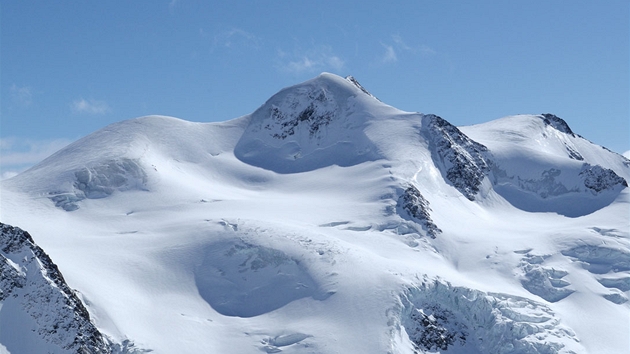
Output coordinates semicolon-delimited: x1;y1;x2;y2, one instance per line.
1;73;628;353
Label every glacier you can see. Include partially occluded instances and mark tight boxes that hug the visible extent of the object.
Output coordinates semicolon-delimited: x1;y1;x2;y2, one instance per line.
1;73;628;353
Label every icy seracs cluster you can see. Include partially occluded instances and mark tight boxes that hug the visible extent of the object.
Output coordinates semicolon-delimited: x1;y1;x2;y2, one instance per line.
398;280;584;354
49;158;147;211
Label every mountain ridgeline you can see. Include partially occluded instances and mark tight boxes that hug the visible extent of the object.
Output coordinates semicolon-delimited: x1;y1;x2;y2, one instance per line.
8;73;625;218
2;73;629;353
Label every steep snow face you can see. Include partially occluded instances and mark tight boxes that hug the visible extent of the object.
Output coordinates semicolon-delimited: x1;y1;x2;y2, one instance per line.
0;223;112;354
462;114;629;216
234;73;397;173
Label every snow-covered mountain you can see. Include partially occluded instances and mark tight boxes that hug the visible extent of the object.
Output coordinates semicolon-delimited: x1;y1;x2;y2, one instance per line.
1;73;628;353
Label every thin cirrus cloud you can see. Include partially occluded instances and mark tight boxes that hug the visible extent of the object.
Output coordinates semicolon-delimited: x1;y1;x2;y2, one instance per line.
381;43;397;63
277;45;345;74
210;28;261;50
10;84;33;107
71;98;110;115
0;137;73;179
381;35;436;64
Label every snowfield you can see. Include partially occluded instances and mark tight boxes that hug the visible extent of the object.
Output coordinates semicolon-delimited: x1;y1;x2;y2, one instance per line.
1;73;628;353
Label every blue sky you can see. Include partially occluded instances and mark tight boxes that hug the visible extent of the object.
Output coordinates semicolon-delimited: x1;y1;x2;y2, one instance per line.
2;1;628;178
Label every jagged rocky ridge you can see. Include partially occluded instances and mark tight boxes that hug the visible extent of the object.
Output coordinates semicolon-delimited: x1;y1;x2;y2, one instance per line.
0;223;150;353
422;114;491;201
0;222;111;353
580;164;628;192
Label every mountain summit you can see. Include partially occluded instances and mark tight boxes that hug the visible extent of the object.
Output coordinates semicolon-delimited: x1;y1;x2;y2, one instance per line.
234;73;392;173
1;73;629;353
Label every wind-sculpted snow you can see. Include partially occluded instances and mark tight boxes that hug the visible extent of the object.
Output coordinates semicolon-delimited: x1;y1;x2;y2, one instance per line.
195;239;329;317
422;114;491;200
562;245;630;275
518;252;574;302
560;244;630;304
398;279;585;353
0;223;111;353
48;158;147;211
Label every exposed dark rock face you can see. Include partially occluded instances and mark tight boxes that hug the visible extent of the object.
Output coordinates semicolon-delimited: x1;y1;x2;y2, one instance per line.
0;223;111;353
407;304;468;351
580;163;628;193
423;114;490;200
541;113;575;137
398;186;441;238
344;76;379;100
265;88;338;140
507;168;570;199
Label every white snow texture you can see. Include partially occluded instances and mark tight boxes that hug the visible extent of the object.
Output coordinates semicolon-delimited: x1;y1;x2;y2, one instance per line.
1;73;629;353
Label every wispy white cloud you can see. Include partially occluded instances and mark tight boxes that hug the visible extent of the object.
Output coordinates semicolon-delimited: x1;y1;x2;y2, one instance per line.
392;34;411;51
623;150;630;159
10;84;33;107
71;98;110;115
0;137;73;179
212;28;261;49
168;0;179;12
381;43;397;63
380;35;436;64
277;45;345;74
419;44;437;56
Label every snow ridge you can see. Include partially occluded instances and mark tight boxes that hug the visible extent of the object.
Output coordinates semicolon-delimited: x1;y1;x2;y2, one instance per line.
344;75;379;100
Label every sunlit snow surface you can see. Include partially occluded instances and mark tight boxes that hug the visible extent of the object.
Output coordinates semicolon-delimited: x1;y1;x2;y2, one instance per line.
1;73;629;353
